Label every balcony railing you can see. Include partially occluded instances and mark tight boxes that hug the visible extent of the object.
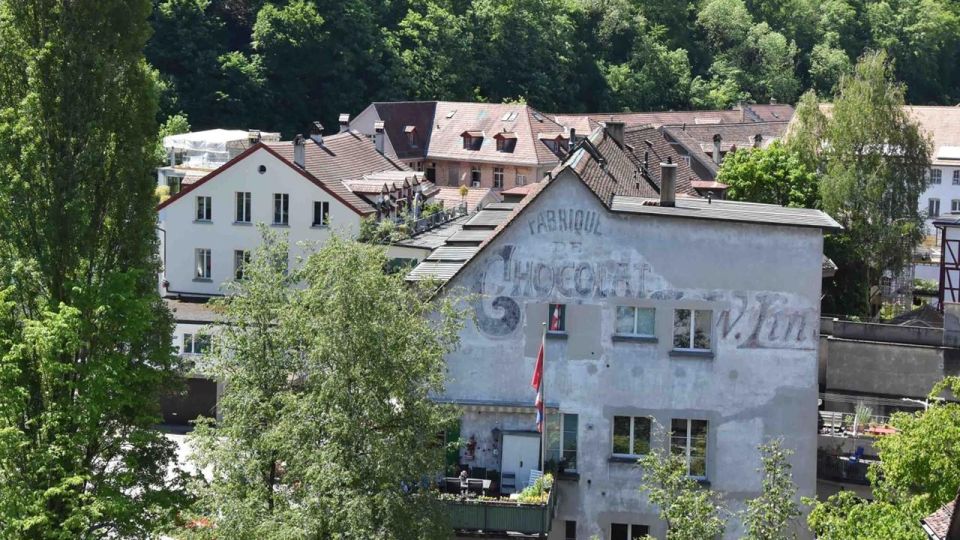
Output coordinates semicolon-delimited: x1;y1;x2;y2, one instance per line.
443;486;558;537
405;203;468;235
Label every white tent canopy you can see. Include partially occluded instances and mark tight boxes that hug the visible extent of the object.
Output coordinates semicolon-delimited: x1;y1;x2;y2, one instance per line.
163;129;277;170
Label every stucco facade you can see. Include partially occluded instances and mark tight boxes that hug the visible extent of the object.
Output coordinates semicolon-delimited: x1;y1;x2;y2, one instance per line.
439;171;824;539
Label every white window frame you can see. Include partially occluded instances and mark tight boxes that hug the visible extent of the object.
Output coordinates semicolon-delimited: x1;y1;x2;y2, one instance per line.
235;192;252;223
470;166;481;187
671;418;708;479
493;167;504;188
182;333;209;355
611;415;651;458
680;155;691;166
952;199;960;214
196;196;212;221
313;201;330;227
931;168;943;184
954;170;960;185
930;198;941;217
234;249;249;280
273;193;289;225
516;173;527;186
195;248;211;280
672;309;712;352
615;306;655;337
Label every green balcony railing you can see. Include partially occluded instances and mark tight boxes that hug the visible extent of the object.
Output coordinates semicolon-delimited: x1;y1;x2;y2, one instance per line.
443;487;558;536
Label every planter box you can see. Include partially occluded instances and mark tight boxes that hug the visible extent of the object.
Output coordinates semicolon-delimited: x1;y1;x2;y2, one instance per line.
444;488;557;535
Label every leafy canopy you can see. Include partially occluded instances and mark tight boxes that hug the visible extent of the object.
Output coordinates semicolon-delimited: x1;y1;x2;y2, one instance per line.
718;141;819;209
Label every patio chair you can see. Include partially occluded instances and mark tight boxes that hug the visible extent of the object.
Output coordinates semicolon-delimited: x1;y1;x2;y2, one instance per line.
444;478;461;494
527;469;543;488
472;467;486;480
467;478;484;497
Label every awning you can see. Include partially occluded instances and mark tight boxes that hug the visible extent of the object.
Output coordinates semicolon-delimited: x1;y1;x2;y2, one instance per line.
461;130;484;138
495;132;518;140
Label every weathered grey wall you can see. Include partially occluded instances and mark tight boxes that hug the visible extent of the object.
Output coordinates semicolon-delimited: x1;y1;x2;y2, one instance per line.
441;171;823;539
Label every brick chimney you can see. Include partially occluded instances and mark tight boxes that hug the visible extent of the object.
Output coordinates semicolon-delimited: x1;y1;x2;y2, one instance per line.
310;121;324;145
569;128;577;151
712;134;722;165
293;134;305;168
374;121;385;155
660;158;676;207
605;121;625;146
338;113;350;134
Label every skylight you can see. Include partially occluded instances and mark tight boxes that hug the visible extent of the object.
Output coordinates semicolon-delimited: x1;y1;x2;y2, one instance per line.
446;110;457;119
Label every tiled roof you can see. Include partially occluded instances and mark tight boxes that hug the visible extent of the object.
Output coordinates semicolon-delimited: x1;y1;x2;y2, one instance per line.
372;101;436;160
922;493;959;540
745;103;795;122
164;298;219;323
266;131;410;213
393;215;471;250
433;186;501;212
551;104;795;131
500;184;539;197
905;106;960;167
622;125;700;198
425;102;566;166
661;121;789;152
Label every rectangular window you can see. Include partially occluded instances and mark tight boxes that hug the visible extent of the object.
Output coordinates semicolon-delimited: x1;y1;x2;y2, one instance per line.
671;419;708;478
471;166;481;187
565;521;576;540
612;416;651;457
931;168;943;184
516;174;527;186
548;303;566;332
493;167;504;189
930;198;941;217
196;196;212;221
273;193;289;225
168;176;183;195
954;170;960;185
195;248;211;279
680;155;692;166
235;192;251;223
611;523;649;540
953;200;960;214
234;250;250;280
615;306;655;337
448;166;460;186
547;413;579;472
426;163;436;183
182;334;210;355
673;309;712;351
313;201;330;227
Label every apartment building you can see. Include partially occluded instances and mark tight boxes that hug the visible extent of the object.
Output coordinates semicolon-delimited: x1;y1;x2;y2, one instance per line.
408;125;839;539
157;128;280;195
350;101;569;190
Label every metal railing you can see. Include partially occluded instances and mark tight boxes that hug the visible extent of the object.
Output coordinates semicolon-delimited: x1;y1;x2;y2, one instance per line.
404;204;468;235
444;486;558;536
819;410;892;436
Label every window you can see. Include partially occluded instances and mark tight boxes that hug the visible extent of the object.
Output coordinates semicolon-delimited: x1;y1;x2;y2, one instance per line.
565;521;576;540
426;163;436;183
548;303;566;332
547;413;578;471
493;167;504;189
182;333;210;355
196;196;212;221
406;130;417;148
471;166;481;187
680;155;691;166
611;523;649;540
673;309;712;351
414;161;423;172
671;419;708;478
615;306;655;337
931;168;943;184
516;173;527;186
930;198;941;217
313;201;330;227
195;248;211;280
954;170;960;185
273;193;289;225
612;416;651;457
448;166;460;186
167;176;183;195
953;200;960;214
463;135;482;150
235;192;251;223
234;250;250;280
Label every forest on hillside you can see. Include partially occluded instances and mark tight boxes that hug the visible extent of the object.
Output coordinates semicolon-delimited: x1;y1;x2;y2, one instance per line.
148;0;960;137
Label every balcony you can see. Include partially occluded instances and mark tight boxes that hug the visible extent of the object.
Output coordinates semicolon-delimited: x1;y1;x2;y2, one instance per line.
443;484;558;537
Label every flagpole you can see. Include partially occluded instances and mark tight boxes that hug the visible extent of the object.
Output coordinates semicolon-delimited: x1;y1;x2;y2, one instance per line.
541;321;547;473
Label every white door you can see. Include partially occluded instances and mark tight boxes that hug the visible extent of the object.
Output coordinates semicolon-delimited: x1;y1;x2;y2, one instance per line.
500;432;541;494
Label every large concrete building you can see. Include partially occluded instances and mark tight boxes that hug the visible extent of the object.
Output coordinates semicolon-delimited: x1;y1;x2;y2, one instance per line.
409;125;840;539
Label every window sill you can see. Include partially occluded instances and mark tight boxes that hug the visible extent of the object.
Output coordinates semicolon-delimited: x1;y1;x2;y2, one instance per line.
193;220;213;224
311;224;329;229
271;223;290;228
233;221;252;226
192;278;213;283
557;471;580;481
612;335;658;344
545;331;568;340
693;477;711;487
669;349;714;359
609;455;641;464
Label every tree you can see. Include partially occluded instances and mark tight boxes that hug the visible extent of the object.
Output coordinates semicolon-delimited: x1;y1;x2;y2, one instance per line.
717;141;819;209
184;232;466;538
600;21;693;111
741;439;801;540
0;1;187;537
637;426;726;540
791;51;931;316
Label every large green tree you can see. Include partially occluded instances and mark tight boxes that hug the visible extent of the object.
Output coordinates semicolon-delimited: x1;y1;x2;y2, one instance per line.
717;141;819;209
184;232;466;538
0;1;186;537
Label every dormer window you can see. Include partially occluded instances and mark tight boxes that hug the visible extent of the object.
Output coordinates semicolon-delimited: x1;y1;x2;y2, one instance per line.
539;133;567;154
461;131;483;150
495;132;517;153
404;125;417;148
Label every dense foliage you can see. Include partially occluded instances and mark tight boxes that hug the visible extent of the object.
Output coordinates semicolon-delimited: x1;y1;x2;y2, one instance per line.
718;141;819;208
806;377;960;540
183;231;467;538
147;0;960;136
0;1;188;537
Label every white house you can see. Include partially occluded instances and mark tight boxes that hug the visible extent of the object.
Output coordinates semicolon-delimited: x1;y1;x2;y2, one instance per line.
409;125;840;539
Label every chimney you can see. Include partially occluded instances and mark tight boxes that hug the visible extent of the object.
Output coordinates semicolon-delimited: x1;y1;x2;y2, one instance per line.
753;133;763;148
247;129;261;146
569;128;576;151
374;120;385;155
660;158;676;207
712;134;722;165
338;113;350;133
605;121;625;146
770;97;778;105
309;121;324;145
738;101;746;122
293;134;305;168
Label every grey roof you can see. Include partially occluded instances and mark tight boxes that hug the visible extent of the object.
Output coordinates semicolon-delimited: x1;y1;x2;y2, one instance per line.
483;202;521;211
426;245;479;262
164;298;219;323
609;196;842;230
464;209;512;229
393;215;470;250
407;261;465;281
447;229;495;244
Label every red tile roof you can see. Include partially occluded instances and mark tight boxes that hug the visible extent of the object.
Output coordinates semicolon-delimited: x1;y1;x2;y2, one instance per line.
434;186;502;212
923;492;960;540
